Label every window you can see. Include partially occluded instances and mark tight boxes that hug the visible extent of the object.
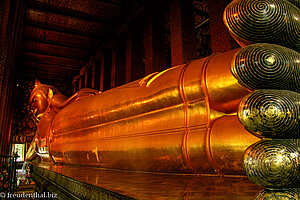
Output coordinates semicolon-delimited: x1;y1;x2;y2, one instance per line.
11;143;25;162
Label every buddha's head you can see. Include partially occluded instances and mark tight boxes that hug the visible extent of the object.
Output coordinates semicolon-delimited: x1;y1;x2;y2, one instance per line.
29;81;58;118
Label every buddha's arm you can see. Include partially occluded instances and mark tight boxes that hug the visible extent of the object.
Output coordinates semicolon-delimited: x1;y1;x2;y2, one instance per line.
50;88;101;112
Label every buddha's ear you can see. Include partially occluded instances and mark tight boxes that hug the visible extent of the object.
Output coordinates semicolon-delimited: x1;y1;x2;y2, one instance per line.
35;79;41;87
47;88;53;103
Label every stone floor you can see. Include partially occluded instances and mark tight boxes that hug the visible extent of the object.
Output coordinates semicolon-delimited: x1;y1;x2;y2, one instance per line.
15;181;36;200
36;163;264;200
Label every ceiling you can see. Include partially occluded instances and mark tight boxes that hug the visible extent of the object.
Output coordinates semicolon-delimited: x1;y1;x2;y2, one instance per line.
19;0;142;82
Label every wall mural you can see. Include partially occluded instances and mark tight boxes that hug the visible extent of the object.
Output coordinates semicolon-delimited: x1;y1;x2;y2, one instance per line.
11;79;37;141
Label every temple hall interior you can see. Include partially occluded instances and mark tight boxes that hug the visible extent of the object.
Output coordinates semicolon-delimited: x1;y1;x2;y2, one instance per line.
0;0;299;199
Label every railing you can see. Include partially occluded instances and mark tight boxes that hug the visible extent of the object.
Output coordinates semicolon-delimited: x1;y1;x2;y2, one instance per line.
0;155;18;194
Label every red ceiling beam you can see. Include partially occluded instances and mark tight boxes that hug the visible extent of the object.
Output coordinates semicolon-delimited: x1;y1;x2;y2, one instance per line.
23;48;88;61
23;37;93;51
26;0;109;24
25;21;102;39
21;52;85;68
25;8;107;38
23;26;100;49
22;70;76;79
26;0;129;26
21;61;81;72
93;0;128;8
23;40;92;60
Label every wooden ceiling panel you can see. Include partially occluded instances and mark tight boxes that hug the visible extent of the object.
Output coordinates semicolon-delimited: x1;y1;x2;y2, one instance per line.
21;69;75;80
28;0;127;20
24;26;100;49
22;52;85;68
22;61;79;74
20;0;142;85
23;40;92;60
26;9;108;37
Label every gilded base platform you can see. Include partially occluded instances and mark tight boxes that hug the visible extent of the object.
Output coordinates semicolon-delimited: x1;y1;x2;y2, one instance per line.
31;163;262;200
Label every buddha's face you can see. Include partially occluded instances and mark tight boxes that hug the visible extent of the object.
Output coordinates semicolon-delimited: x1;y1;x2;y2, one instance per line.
30;89;49;117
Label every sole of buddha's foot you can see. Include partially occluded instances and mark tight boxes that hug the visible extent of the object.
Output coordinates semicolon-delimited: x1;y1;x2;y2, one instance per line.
238;89;300;138
224;0;300;51
231;43;300;92
243;139;300;189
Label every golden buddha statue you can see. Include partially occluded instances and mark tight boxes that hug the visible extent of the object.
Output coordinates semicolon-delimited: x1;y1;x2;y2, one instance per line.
26;0;300;185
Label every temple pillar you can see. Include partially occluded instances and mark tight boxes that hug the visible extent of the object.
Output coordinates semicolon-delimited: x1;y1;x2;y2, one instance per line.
94;58;101;91
115;37;126;87
100;54;105;91
0;0;24;155
91;60;95;89
126;25;144;82
78;76;82;90
103;48;112;91
111;45;117;88
169;0;197;66
73;82;76;93
144;1;167;75
125;33;132;83
84;71;88;88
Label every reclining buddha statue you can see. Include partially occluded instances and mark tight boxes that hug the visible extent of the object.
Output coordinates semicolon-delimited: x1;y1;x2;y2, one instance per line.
26;0;300;179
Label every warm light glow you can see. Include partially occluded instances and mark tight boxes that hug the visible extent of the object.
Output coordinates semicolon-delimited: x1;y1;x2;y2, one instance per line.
270;4;275;8
146;66;178;87
27;49;259;175
266;56;276;65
